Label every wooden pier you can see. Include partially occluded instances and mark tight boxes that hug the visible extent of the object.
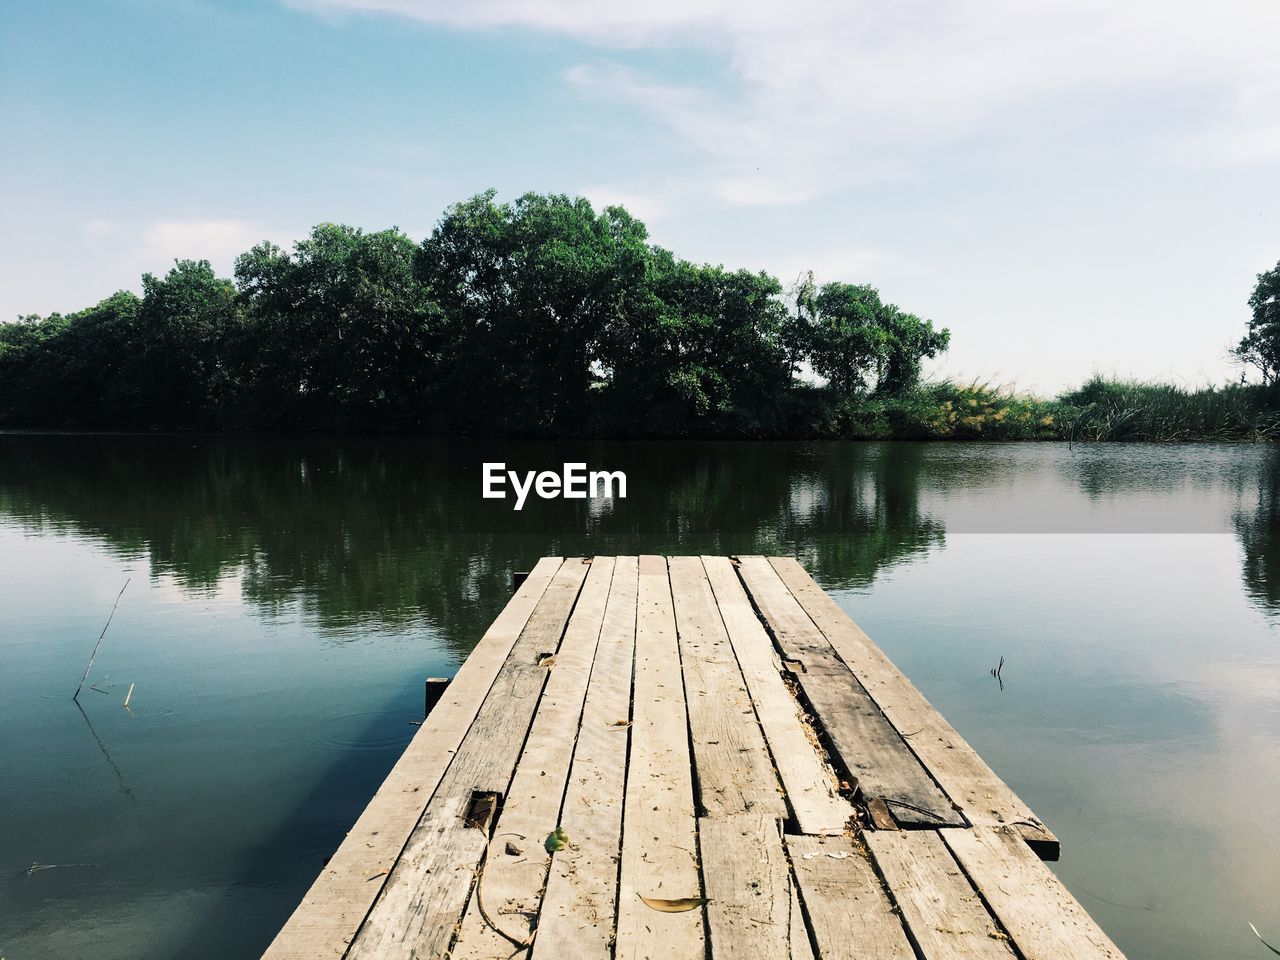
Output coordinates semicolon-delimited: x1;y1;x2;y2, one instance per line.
263;556;1125;960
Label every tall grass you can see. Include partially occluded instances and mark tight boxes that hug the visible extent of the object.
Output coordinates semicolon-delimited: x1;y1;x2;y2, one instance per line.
812;376;1280;441
1056;376;1280;442
882;380;1063;440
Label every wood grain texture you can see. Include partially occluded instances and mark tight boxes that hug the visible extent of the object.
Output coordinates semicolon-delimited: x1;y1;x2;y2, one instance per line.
346;559;589;960
786;835;915;960
737;557;962;828
865;830;1015;960
450;557;616;959
702;556;852;835
789;881;815;960
942;827;1126;960
769;557;1057;856
266;556;1120;960
534;558;639;960
700;815;791;960
615;557;705;960
669;556;786;820
260;556;564;960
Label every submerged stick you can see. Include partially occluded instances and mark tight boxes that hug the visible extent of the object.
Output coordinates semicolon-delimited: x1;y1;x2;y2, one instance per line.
1251;922;1280;956
72;578;130;702
74;696;136;800
123;682;135;709
25;861;101;876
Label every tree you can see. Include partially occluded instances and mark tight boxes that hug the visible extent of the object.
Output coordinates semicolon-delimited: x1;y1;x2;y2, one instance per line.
877;305;950;395
1233;260;1280;384
804;283;890;396
418;191;651;433
0;190;949;436
130;261;239;425
800;282;948;398
0;293;142;426
237;225;442;428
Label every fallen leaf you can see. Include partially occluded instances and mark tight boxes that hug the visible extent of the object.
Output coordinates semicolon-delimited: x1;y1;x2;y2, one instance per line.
545;827;570;854
638;895;708;913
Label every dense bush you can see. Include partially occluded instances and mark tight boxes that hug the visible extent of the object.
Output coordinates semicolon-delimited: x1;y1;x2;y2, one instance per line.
2;193;1276;441
1056;376;1280;441
0;192;947;437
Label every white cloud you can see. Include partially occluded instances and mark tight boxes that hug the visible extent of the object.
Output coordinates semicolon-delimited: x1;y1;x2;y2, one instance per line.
290;0;1280;204
286;0;735;43
769;245;900;290
138;219;284;275
80;219;117;238
1182;61;1280;165
578;182;673;223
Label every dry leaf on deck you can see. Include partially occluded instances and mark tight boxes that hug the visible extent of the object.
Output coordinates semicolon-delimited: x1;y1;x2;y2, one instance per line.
638;895;708;913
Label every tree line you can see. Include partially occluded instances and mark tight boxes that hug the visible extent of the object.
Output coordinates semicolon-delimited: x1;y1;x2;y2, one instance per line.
0;191;948;436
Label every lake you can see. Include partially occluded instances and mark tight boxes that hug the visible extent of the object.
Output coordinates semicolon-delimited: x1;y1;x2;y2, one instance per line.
1;433;1278;959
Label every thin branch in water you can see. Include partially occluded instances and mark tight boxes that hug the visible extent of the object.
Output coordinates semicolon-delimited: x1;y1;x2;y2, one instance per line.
74;697;136;801
123;682;135;709
25;862;101;877
1251;923;1280;956
73;578;130;701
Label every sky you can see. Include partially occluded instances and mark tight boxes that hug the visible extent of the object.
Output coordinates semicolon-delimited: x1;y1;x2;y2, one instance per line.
1;0;1278;393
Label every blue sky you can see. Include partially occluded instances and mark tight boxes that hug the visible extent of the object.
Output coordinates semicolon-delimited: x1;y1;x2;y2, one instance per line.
2;0;1278;392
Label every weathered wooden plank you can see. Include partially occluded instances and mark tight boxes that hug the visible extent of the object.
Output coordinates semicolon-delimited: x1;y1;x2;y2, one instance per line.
450;557;616;959
702;556;852;836
737;557;962;828
942;827;1126;960
700;815;791;960
346;558;590;960
534;557;638;960
615;556;705;960
865;830;1014;960
789;881;815;960
669;556;786;820
786;835;914;960
768;557;1057;857
260;557;565;960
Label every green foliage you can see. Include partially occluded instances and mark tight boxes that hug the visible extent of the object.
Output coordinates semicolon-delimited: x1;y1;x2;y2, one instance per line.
793;276;949;398
1233;260;1280;384
1056;376;1280;442
0;292;143;426
1;190;947;437
236;224;440;429
784;380;1062;440
419;191;651;434
132;261;239;426
2;192;1273;442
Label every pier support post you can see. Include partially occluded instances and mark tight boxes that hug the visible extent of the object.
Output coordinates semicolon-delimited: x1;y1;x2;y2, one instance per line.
425;677;451;718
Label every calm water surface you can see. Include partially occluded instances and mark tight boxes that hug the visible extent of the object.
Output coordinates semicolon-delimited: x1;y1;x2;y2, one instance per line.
1;434;1279;959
